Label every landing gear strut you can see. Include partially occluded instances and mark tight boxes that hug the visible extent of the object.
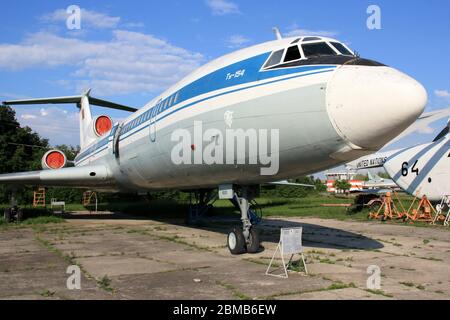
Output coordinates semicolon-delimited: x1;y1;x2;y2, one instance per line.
186;189;217;225
227;187;261;255
3;189;23;223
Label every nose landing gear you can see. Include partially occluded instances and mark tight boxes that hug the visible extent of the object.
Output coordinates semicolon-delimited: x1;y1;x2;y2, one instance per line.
227;187;261;255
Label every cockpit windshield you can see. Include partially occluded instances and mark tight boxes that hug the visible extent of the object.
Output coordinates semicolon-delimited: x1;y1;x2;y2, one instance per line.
301;42;337;58
330;42;353;56
263;39;356;70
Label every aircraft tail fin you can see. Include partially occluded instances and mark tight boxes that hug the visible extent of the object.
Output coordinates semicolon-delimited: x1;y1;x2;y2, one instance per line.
3;90;137;149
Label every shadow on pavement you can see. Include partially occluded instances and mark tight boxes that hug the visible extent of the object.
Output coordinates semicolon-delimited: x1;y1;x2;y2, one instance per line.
61;210;384;251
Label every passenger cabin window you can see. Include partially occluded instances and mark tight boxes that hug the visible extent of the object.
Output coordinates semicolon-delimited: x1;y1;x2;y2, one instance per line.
173;91;179;104
302;42;337;58
284;45;301;62
330;42;353;56
264;49;284;68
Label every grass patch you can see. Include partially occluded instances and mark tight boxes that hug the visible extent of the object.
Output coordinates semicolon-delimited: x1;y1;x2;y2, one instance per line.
22;216;64;225
365;289;393;298
216;281;251;300
399;282;415;287
327;281;356;290
97;275;114;293
419;256;443;262
399;282;426;290
39;289;56;297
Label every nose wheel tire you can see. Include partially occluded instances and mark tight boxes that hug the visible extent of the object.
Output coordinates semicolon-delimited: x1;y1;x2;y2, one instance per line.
228;227;246;255
246;228;260;254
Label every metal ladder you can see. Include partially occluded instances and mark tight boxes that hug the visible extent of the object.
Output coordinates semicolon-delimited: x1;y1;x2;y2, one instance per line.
33;187;46;207
82;191;98;213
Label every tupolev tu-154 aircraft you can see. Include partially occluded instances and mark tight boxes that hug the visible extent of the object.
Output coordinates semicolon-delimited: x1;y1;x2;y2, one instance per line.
0;34;427;254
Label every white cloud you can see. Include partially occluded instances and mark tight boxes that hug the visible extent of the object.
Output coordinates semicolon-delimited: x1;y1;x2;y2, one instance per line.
435;89;450;99
21;114;37;120
0;30;204;96
0;92;30;100
226;34;251;49
284;26;338;38
41;8;121;29
14;107;80;146
416;125;435;134
205;0;241;15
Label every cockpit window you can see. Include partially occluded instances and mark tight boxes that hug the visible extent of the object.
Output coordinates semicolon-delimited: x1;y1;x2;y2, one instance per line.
264;49;284;68
302;42;337;58
330;42;353;56
284;45;301;62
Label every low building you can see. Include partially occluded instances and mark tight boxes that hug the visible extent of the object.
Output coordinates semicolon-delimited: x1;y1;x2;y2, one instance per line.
325;172;364;193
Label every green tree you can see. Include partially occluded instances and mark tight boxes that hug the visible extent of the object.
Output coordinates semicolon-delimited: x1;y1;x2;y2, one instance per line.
0;106;50;203
334;180;352;194
376;171;391;179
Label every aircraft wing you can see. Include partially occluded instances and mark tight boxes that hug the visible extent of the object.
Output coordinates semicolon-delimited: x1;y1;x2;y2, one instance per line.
345;149;400;170
268;180;315;188
0;165;116;189
383;107;450;148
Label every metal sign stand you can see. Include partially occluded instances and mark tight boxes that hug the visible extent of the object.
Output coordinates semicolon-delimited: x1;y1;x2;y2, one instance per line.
266;227;308;278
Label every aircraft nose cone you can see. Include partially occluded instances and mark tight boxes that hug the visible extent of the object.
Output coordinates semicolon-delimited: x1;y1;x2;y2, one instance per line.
326;66;427;149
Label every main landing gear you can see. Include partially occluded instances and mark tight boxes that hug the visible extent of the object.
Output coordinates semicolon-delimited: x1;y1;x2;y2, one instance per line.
227;187;261;255
185;186;262;255
186;189;217;225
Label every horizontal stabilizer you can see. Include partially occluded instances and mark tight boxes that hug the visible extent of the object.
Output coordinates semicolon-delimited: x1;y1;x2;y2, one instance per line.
3;93;137;113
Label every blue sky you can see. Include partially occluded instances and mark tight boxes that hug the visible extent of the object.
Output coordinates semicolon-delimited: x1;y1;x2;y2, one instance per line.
1;0;449;152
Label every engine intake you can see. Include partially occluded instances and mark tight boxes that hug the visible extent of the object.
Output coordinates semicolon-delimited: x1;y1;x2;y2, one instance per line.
41;150;67;170
94;115;113;136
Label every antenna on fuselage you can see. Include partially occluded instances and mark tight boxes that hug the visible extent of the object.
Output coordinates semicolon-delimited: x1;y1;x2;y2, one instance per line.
272;27;282;40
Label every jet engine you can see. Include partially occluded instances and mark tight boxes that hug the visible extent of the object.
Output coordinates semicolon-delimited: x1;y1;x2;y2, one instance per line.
41;150;67;170
93;115;113;137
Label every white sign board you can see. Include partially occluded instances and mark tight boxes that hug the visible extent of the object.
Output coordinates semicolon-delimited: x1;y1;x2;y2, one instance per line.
281;227;303;255
266;227;307;278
